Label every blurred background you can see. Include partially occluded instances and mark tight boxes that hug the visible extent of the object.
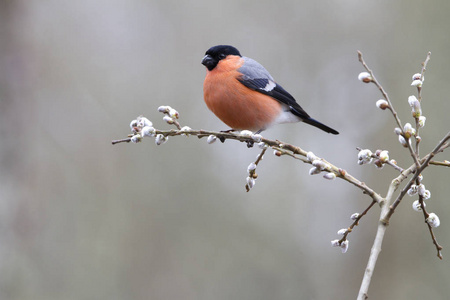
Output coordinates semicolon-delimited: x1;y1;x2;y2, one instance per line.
1;0;449;299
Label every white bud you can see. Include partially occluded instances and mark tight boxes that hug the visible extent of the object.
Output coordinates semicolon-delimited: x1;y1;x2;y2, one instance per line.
340;240;349;253
323;172;336;180
257;142;267;149
422;190;431;200
426;213;440;228
306;151;318;162
251;133;263;142
157;105;170;113
331;240;340;247
168;108;179;119
418;184;426;196
180;126;192;137
143;118;153;127
137;117;153;128
155;134;168;145
357;149;373;165
337;229;347;235
130;134;142;143
418;116;426;128
142;126;156;137
403;123;413;134
394;127;403;135
407;184;418;196
312;159;327;170
350;213;360;220
398;135;408;147
412;200;425;212
273;150;282;156
417;174;423;183
163;115;174;124
246;176;256;188
358;72;372;83
411;80;423;87
403;123;416;138
247;162;257;173
309;167;321;175
376;99;389;110
412;73;422;81
240;130;253;137
379;150;389;163
404;122;413;132
130;119;138;130
408;95;419;108
373;159;384;169
408;96;422;117
207;135;217;144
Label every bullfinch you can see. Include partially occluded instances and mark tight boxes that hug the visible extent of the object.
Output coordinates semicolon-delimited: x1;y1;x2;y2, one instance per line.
201;45;339;135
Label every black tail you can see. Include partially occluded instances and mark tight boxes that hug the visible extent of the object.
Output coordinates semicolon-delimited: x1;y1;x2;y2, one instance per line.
303;118;339;135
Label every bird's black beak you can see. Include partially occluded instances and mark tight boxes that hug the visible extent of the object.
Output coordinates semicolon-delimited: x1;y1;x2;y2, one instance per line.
201;54;217;71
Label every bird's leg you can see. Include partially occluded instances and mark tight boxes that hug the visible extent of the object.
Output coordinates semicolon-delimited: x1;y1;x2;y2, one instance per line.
246;128;265;147
218;129;237;143
220;129;236;133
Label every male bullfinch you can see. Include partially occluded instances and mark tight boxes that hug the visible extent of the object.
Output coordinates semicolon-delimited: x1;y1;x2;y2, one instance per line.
201;45;339;135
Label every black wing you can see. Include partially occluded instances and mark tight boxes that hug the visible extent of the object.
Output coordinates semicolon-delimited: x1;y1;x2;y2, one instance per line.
237;76;311;120
237;57;338;134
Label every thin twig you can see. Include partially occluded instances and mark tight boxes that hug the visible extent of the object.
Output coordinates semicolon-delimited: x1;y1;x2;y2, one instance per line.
429;160;450;167
112;137;132;144
272;147;309;163
418;51;432;102
418;194;443;259
383;132;449;222
384;159;404;172
358;51;402;131
414;52;431;156
245;147;268;192
355;147;404;173
358;51;421;168
339;200;377;243
113;127;383;204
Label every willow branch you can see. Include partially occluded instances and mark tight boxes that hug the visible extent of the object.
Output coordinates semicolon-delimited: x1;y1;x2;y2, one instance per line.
358;51;421;168
382;131;449;222
112;128;383;204
358;51;402;132
429;160;450;167
418;194;443;259
339;200;377;244
417;51;432;102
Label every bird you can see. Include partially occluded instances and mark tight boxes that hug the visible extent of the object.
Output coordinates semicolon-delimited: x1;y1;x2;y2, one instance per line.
201;45;339;135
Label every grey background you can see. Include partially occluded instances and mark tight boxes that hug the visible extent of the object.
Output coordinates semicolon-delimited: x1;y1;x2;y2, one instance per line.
1;0;449;299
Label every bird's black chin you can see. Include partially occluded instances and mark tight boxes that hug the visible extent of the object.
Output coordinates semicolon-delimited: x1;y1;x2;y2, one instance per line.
201;55;218;71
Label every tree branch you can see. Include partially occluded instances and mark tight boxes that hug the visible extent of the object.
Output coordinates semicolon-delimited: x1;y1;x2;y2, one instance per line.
112;51;448;300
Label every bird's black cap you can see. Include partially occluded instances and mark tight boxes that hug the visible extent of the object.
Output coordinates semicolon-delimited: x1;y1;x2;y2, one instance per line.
202;45;241;71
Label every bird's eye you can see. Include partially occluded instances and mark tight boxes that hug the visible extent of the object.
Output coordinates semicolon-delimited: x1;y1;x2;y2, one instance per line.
218;53;226;60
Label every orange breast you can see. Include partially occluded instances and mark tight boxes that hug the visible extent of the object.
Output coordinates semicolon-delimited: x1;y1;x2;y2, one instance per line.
203;56;282;131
